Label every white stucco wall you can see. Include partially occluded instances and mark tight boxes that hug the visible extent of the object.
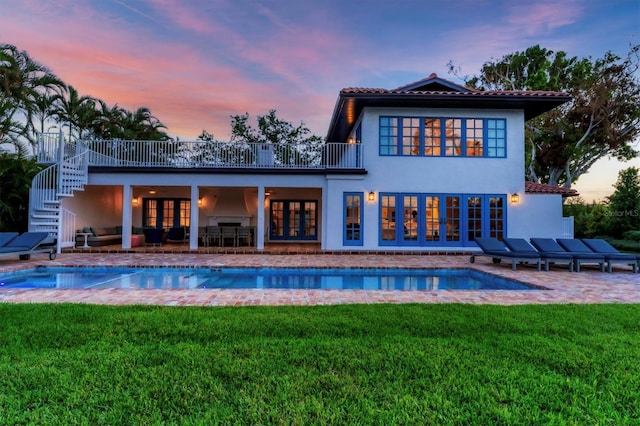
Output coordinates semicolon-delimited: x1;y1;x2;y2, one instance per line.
508;193;566;239
62;185;123;230
358;107;525;196
322;107;528;250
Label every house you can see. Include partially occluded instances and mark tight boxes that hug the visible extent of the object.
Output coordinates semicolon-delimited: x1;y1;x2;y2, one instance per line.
30;73;577;253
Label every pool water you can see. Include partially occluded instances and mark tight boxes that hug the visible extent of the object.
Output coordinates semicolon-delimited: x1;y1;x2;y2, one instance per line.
0;267;539;291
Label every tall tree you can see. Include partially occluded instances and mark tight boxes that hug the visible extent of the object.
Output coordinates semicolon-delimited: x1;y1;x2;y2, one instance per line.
31;90;61;136
120;106;169;140
606;167;640;238
229;110;324;165
0;43;64;149
50;85;96;141
453;44;640;187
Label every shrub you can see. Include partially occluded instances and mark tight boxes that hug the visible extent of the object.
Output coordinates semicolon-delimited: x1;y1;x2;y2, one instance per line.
622;230;640;242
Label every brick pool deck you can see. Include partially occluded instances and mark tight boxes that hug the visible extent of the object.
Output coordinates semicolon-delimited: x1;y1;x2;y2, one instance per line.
0;251;638;306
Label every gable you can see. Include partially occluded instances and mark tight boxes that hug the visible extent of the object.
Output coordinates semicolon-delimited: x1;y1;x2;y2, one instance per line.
394;73;473;93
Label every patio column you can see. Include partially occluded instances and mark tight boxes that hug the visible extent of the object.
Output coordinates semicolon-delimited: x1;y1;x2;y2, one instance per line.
122;185;133;249
257;186;265;250
190;185;199;250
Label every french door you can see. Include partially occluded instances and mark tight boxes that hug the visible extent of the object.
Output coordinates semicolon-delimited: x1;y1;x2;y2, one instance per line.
270;200;317;240
379;193;504;246
143;198;190;229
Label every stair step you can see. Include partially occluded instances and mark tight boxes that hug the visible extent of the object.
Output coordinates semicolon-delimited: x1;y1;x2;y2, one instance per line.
30;223;58;229
32;214;58;219
62;167;86;176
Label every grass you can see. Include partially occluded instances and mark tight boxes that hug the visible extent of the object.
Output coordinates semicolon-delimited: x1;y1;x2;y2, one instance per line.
1;303;639;425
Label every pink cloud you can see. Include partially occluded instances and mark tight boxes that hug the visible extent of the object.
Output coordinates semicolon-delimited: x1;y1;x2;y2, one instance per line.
505;0;583;36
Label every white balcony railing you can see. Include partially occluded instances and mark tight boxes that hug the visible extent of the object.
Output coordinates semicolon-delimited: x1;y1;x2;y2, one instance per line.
37;134;364;170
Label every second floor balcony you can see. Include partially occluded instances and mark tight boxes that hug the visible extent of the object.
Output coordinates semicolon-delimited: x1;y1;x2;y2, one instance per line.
36;133;363;171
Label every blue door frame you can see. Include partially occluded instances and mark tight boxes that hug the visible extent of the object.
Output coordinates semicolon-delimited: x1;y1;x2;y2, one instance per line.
270;200;318;241
378;193;505;247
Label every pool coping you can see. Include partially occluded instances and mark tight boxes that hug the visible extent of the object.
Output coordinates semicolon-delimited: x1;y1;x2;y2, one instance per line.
0;252;637;306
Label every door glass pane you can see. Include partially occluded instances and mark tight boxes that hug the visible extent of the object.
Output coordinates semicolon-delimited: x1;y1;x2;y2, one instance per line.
424;196;440;241
467;196;482;242
163;200;174;229
271;201;284;237
489;196;505;240
145;199;157;227
381;195;396;241
289;202;301;237
304;202;316;237
445;196;460;241
402;195;418;241
179;200;190;227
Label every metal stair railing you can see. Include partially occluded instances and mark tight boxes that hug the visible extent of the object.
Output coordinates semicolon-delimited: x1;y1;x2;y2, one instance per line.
30;133;88;253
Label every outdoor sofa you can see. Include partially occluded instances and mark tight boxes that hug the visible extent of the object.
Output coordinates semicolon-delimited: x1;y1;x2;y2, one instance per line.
75;226;123;247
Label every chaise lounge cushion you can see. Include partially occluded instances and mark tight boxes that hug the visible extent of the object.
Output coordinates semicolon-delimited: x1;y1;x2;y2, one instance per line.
471;237;541;271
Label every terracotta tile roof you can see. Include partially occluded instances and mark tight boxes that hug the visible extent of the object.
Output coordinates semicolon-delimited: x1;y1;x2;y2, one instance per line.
525;181;579;197
340;87;570;98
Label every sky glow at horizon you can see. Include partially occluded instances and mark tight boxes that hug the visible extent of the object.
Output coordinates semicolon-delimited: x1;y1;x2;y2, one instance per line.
1;0;638;200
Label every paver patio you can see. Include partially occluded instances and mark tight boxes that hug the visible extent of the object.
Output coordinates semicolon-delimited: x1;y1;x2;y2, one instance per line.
0;252;637;306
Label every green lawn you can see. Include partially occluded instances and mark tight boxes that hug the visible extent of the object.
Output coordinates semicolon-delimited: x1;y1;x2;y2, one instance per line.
1;303;639;425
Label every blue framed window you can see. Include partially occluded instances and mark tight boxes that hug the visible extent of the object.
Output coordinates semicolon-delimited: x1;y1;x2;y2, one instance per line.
380;116;506;158
379;117;398;155
343;193;363;246
486;119;506;157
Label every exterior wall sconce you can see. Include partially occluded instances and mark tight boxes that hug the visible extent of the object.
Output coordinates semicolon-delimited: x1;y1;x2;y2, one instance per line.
198;197;203;206
149;187;156;195
510;193;520;203
368;191;375;202
132;196;139;206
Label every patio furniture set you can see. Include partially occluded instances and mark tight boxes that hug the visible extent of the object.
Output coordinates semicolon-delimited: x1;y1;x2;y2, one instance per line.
471;237;639;273
198;226;255;247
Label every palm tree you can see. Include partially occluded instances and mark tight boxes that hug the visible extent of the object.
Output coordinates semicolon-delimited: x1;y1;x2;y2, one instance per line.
92;100;125;139
121;106;170;140
0;43;64;149
50;85;95;141
31;90;61;136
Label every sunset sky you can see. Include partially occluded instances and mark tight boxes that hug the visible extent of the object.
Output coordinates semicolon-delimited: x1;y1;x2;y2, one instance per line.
1;0;638;201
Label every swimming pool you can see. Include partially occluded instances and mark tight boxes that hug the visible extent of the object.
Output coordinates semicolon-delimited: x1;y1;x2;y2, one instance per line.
0;267;540;291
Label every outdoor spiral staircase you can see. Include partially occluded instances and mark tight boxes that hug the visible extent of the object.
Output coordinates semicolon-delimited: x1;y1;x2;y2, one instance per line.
29;133;89;253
